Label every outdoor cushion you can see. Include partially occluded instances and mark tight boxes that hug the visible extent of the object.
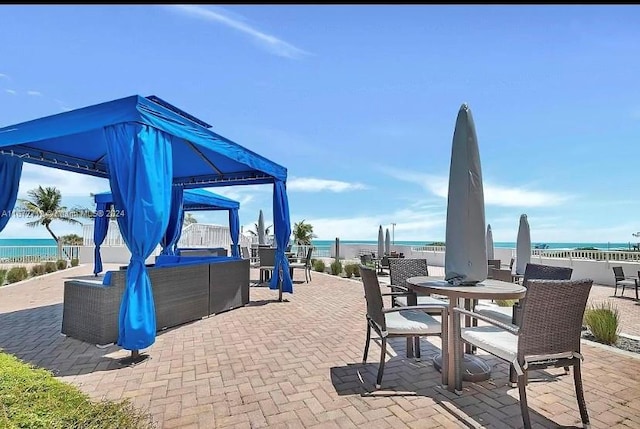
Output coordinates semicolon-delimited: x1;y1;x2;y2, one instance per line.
474;303;515;326
461;326;517;363
618;279;637;287
394;295;448;307
102;271;113;285
385;310;441;335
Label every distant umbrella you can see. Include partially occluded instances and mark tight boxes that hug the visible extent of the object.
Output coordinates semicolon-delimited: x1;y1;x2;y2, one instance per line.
444;103;487;285
385;228;391;255
258;209;266;245
516;214;531;275
377;225;384;259
486;224;494;260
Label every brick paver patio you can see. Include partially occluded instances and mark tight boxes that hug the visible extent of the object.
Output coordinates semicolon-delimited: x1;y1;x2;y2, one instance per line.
0;264;639;428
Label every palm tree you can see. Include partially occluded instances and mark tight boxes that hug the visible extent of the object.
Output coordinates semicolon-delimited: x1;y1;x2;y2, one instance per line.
247;223;272;237
184;212;198;226
292;220;316;245
60;233;83;245
18;186;82;243
292;220;316;258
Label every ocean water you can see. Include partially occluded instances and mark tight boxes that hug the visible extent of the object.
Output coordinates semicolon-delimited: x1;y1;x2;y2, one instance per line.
0;238;61;260
311;240;636;250
0;238;57;246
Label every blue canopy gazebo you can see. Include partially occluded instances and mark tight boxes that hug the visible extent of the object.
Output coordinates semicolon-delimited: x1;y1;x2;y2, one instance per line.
0;94;293;360
92;188;241;275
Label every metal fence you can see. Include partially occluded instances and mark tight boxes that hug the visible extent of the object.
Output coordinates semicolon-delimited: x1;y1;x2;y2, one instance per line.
0;245;80;263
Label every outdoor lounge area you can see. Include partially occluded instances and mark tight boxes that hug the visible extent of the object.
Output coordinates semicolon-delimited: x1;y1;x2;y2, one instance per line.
0;262;638;428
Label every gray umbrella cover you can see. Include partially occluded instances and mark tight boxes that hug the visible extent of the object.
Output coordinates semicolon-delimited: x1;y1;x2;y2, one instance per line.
258;209;266;245
486;224;494;260
444;103;488;285
516;214;531;275
385;228;391;255
377;225;384;259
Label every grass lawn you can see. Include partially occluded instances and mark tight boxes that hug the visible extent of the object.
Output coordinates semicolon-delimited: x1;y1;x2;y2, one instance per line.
0;352;155;429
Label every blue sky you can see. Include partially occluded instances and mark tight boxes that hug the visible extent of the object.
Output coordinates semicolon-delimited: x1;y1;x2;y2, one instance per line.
1;5;639;243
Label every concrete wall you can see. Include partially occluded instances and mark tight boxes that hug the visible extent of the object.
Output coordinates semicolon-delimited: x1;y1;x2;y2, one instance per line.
330;242;633;287
78;245;160;266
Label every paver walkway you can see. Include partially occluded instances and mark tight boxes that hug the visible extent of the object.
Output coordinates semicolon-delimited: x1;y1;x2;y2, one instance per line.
0;264;638;428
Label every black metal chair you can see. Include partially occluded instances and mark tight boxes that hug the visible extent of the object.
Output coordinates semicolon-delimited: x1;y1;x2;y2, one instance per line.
360;264;447;389
455;278;593;429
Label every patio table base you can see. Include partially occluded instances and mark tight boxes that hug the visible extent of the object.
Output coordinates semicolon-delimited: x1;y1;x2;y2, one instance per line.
432;353;491;382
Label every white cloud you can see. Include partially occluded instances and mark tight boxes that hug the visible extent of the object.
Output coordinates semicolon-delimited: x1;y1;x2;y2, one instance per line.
287;177;368;193
18;164;109;198
201;184;270;207
54;99;72;112
380;167;569;208
0;73;9;81
27;90;43;96
165;5;310;59
297;201;446;241
4;89;16;95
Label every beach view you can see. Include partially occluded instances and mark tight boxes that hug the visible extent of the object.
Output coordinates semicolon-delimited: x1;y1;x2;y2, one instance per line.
0;5;639;429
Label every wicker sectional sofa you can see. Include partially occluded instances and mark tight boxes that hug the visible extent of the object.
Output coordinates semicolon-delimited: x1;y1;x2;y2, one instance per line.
62;258;249;345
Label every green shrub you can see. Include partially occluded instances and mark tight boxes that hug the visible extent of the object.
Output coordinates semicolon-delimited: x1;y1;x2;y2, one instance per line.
352;264;360;277
44;261;58;274
495;299;517;307
57;259;68;270
7;266;28;284
30;264;46;277
0;269;6;286
70;258;79;267
584;301;620;345
330;260;342;276
344;264;354;278
313;259;325;272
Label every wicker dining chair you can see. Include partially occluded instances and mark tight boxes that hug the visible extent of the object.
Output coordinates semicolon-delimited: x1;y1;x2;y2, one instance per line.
387;258;448;311
455;278;593;429
512;263;574;325
612;266;638;299
289;247;313;283
258;247;276;284
360;264;447;389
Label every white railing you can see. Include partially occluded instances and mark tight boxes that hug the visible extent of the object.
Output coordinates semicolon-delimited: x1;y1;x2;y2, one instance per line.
82;220;126;246
82;221;252;250
532;248;640;262
0;245;80;263
289;244;331;258
411;245;447;253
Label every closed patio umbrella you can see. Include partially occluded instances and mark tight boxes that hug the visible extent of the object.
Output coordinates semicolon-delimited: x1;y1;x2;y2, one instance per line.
385;228;391;255
377;225;384;259
516;214;531;275
486;224;494;260
258;209;266;245
444;103;487;285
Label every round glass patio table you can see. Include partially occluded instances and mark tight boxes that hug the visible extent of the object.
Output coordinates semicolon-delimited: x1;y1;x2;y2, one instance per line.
405;276;526;393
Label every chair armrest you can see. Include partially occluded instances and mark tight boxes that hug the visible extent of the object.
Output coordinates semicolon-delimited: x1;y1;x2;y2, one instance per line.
383;304;447;319
453;307;519;334
387;283;409;291
381;292;411;297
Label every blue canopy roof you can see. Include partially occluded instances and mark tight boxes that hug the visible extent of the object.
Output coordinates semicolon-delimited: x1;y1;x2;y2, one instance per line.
94;188;240;211
0;94;293;353
0;95;287;186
